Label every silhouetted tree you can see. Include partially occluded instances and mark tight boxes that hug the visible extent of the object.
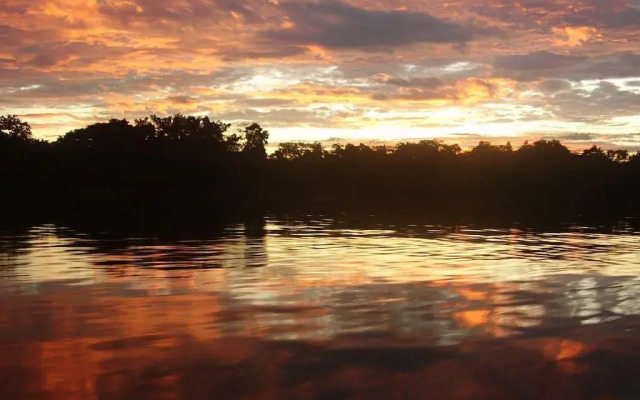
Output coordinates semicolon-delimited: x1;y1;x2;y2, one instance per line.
272;142;304;160
372;145;392;156
607;149;629;162
272;142;327;160
519;139;570;157
583;145;607;159
306;142;326;160
55;119;146;150
272;143;304;160
4;113;640;216
469;141;512;158
393;140;461;162
395;140;440;160
0;115;32;140
243;123;269;159
225;132;243;153
146;114;230;144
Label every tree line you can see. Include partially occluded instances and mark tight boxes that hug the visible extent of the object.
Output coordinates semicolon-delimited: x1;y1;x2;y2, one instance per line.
2;114;640;214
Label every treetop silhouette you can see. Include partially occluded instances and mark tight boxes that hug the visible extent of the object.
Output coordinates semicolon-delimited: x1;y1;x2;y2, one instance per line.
2;114;640;214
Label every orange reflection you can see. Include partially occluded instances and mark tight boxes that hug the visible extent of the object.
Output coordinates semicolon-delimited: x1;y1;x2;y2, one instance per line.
2;222;640;399
543;338;586;361
455;309;490;328
1;282;638;399
458;288;488;301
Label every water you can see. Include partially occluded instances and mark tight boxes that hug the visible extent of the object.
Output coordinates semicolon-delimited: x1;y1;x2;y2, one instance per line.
1;216;639;399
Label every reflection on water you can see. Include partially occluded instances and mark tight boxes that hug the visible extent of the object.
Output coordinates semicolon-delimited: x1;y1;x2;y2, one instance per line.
0;217;639;399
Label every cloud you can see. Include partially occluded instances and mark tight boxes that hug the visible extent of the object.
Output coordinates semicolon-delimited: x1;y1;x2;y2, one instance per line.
544;81;640;122
377;76;444;89
468;0;574;31
494;51;585;77
0;2;28;15
235;98;296;107
552;26;601;47
555;132;594;141
370;77;502;104
220;106;360;128
264;0;477;49
567;0;640;28
495;51;640;81
1;0;640;141
167;95;195;105
469;0;640;31
97;0;270;25
218;46;308;61
0;68;252;106
538;79;573;93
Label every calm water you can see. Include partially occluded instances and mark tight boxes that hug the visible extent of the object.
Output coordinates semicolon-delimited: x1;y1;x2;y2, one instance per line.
1;216;639;400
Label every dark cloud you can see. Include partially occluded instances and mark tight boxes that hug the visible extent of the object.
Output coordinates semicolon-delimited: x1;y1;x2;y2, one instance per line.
0;68;254;105
0;24;27;48
0;24;20;37
495;51;640;81
371;90;448;101
97;0;272;25
27;53;58;67
219;46;308;61
0;23;62;52
470;0;640;32
14;41;126;68
538;79;573;93
167;95;195;105
0;4;28;14
545;81;640;122
567;0;640;28
265;0;476;49
555;132;594;141
570;53;640;80
220;107;359;127
495;51;585;78
469;0;570;31
381;77;444;89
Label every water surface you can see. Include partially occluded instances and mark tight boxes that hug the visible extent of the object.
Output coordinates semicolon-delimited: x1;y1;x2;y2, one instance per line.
1;217;639;399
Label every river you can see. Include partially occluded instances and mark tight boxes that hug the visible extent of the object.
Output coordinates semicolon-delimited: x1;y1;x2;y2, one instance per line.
1;215;639;399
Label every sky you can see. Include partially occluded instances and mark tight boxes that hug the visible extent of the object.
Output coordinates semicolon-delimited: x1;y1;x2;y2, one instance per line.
1;0;640;148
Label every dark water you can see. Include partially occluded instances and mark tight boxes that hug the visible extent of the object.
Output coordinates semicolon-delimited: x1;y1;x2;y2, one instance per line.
1;217;639;400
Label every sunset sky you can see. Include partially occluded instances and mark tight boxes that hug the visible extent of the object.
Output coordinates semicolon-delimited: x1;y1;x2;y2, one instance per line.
1;0;640;148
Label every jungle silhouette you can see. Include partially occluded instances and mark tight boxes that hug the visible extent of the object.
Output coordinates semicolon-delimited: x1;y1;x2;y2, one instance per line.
2;114;640;217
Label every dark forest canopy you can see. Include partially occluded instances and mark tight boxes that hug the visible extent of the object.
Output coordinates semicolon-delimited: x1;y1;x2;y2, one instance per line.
2;114;638;161
3;114;640;215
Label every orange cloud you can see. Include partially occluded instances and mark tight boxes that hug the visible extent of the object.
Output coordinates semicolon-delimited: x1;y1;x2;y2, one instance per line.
552;26;601;47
